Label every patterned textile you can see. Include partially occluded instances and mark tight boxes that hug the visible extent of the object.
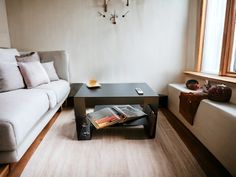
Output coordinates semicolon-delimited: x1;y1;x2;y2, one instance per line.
179;92;208;125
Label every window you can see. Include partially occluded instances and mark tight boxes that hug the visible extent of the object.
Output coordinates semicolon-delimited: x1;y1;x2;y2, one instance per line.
197;0;236;78
229;20;236;72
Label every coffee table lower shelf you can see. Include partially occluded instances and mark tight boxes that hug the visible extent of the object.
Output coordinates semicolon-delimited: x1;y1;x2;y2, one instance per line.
75;104;157;140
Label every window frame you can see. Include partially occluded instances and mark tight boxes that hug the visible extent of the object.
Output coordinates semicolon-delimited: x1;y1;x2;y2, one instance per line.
195;0;207;72
197;0;236;78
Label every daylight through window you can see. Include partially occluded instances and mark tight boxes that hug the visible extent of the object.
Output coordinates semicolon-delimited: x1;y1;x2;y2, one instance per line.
199;0;236;77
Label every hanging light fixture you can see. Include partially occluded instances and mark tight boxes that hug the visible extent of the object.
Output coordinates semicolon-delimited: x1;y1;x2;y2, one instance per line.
98;0;130;24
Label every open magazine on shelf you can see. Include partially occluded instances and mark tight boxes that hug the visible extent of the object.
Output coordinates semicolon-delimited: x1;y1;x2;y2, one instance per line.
87;105;147;129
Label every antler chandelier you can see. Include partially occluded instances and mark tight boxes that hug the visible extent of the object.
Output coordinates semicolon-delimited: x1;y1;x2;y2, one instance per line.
98;0;130;24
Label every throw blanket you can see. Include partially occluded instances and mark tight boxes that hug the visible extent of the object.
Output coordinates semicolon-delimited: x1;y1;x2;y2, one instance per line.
179;92;208;125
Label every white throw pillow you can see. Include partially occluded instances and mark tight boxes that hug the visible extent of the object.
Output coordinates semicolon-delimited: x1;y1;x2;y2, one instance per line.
18;61;50;89
0;63;25;92
41;61;59;81
16;52;40;63
0;48;19;55
0;48;19;64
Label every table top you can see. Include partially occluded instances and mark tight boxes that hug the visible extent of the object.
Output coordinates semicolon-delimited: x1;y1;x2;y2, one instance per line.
74;83;157;98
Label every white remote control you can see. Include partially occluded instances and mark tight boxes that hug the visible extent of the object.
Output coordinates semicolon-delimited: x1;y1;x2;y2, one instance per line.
135;88;143;95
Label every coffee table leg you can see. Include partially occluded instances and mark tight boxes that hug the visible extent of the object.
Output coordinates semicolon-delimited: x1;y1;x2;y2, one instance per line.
74;98;91;140
143;104;158;138
75;116;91;140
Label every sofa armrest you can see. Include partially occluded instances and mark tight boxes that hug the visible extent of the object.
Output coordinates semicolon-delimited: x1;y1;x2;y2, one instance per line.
38;50;69;82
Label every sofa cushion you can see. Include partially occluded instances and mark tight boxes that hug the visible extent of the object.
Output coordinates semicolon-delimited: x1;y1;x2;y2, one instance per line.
0;48;19;64
18;61;50;88
35;80;70;103
0;48;19;55
0;63;25;92
41;62;59;81
38;51;69;81
0;89;50;151
33;88;57;109
16;52;40;63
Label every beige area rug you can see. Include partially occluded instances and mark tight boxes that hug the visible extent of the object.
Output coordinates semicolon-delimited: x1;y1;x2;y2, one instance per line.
21;109;206;177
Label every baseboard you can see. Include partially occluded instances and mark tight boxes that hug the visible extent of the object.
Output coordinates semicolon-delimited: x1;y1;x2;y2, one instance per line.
160;108;233;177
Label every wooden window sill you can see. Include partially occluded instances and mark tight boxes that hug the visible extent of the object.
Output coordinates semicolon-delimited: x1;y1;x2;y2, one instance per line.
184;71;236;84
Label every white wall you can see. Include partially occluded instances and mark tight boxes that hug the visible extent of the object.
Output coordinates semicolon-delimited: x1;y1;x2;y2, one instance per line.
6;0;192;93
0;0;10;47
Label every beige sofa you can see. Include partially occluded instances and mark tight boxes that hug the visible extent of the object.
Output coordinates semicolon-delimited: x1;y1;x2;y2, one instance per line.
0;50;70;163
168;83;236;177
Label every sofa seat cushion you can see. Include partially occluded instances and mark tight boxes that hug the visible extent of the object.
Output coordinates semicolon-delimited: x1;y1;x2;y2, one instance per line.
32;89;57;109
0;89;50;151
35;80;70;103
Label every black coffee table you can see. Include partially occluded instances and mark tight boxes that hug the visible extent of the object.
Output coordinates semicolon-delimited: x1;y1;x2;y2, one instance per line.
74;83;159;140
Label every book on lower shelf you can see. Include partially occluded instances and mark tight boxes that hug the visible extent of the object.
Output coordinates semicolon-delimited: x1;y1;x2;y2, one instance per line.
87;105;147;129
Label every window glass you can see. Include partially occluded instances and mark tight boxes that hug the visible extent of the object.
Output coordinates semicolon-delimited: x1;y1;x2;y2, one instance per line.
201;0;227;74
230;23;236;72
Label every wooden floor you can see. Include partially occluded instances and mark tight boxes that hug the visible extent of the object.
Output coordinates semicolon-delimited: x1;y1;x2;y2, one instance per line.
0;165;9;177
6;109;205;177
0;108;231;177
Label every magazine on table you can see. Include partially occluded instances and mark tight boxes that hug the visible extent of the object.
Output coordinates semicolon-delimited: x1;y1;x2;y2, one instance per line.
87;105;147;129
